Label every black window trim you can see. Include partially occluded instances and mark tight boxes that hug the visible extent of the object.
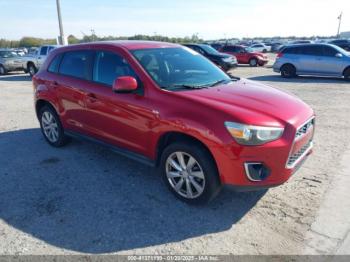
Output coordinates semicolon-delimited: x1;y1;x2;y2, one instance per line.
91;49;143;91
46;48;144;95
55;49;94;81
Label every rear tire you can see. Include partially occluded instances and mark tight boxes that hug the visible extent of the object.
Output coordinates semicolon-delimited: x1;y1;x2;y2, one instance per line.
39;105;70;147
159;142;221;204
280;64;296;78
249;58;258;67
27;63;37;76
344;68;350;81
0;65;6;75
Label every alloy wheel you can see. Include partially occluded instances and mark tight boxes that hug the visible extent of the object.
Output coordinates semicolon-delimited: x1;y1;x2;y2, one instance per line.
41;111;59;143
165;152;205;199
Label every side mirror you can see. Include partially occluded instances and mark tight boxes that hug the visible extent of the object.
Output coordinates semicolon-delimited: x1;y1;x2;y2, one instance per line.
112;76;138;93
335;53;343;58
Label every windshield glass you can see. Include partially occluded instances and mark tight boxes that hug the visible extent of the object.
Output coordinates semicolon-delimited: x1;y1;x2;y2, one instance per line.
131;47;230;90
0;51;17;58
199;45;219;55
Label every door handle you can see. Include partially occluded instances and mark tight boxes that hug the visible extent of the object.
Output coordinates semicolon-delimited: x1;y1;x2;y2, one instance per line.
86;93;98;103
52;81;59;88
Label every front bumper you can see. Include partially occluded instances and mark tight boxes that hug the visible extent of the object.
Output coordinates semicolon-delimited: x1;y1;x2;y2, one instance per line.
213;117;315;189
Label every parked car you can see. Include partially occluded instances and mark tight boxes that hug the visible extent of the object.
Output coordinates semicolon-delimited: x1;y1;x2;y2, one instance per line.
33;41;314;204
290;40;313;45
0;49;26;75
19;45;59;76
273;44;350;79
219;45;269;66
249;43;270;53
329;39;350;51
271;42;284;53
184;44;238;71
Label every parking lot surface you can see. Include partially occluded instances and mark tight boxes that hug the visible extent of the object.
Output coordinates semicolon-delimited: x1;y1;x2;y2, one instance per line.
1;64;350;255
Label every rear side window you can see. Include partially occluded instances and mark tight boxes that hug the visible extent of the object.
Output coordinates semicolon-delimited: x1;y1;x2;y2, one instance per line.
299;45;323;56
40;46;48;56
282;46;300;54
47;54;62;73
59;50;93;80
93;51;137;86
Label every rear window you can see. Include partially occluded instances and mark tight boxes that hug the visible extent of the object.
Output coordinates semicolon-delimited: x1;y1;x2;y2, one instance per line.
282;46;300;54
59;50;93;80
47;54;62;73
40;46;48;56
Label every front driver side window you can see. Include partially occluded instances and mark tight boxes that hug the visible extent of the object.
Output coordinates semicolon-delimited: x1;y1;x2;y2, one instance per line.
93;51;137;86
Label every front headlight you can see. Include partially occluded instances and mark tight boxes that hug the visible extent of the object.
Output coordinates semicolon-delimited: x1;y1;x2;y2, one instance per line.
224;121;284;145
222;57;233;63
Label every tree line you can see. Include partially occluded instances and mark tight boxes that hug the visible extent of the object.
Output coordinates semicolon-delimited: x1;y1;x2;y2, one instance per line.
0;34;202;48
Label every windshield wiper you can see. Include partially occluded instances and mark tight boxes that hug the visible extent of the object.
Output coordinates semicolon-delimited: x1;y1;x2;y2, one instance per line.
167;84;209;90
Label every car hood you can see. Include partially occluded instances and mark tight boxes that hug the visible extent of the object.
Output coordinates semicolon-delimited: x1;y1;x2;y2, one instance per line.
177;79;313;126
208;52;233;59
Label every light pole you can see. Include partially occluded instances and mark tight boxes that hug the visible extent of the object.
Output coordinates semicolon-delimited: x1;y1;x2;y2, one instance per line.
56;0;67;45
337;12;343;38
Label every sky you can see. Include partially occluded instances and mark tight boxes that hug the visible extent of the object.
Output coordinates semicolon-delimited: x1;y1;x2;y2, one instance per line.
1;0;349;40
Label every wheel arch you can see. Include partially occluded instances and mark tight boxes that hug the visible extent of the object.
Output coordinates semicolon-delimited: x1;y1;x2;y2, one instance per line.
35;99;58;120
155;131;218;171
343;65;350;76
280;62;297;72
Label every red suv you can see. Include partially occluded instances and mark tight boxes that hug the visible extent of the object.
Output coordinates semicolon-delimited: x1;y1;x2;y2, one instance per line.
220;45;269;67
33;41;314;204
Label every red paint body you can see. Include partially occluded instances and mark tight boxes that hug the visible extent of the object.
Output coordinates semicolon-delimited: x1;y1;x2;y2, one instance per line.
33;41;314;189
219;45;269;65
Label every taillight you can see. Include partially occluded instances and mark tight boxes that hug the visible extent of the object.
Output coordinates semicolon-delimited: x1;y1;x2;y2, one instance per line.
277;52;283;58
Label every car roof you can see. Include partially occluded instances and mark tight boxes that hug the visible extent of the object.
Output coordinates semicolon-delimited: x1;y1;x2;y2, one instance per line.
284;43;336;48
58;41;180;51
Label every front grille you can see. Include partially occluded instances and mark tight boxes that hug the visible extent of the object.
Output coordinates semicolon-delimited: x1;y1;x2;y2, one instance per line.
286;117;315;169
295;118;314;139
287;140;312;168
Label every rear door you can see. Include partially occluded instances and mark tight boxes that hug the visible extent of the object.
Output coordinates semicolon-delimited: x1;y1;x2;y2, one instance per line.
37;46;48;68
295;45;320;74
54;50;94;132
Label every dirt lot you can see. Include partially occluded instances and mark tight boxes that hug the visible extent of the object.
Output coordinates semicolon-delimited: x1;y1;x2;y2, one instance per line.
1;63;350;255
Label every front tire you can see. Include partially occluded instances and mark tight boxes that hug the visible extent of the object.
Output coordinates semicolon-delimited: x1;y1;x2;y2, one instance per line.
249;58;258;67
0;65;6;75
280;64;296;78
160;142;221;204
344;68;350;81
39;105;70;147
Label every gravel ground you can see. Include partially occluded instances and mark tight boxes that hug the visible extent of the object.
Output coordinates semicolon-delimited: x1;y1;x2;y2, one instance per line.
1;61;350;255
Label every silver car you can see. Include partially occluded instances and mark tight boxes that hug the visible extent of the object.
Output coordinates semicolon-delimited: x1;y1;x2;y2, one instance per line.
273;44;350;79
0;49;25;75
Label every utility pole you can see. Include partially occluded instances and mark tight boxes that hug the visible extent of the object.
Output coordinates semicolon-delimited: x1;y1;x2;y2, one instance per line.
56;0;67;45
337;12;343;38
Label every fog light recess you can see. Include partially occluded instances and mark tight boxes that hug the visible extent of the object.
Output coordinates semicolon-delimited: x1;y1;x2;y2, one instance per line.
244;162;270;182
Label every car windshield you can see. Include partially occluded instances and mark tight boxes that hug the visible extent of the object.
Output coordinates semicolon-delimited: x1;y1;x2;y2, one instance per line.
0;51;17;58
245;47;254;53
199;45;219;55
131;47;231;91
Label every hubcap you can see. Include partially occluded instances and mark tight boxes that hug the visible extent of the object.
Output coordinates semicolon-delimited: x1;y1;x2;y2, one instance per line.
29;66;35;75
165;152;205;199
41;111;59;143
251;60;257;66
